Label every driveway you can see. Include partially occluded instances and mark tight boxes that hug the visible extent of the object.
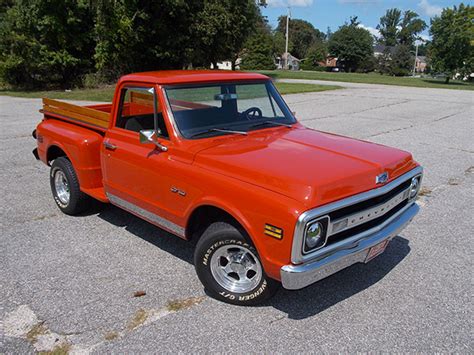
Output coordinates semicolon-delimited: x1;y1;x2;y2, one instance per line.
1;83;473;353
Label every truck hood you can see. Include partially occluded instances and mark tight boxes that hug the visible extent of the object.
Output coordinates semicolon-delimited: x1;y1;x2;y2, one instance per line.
193;127;417;207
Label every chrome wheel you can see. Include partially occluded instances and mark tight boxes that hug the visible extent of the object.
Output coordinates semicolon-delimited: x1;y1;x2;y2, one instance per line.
210;244;263;293
54;170;70;206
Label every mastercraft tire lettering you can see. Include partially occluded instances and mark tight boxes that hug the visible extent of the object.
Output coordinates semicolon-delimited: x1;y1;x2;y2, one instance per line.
194;222;278;305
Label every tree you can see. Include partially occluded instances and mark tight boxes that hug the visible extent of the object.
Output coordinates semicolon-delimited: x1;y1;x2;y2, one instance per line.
300;44;327;70
94;1;204;79
1;0;264;87
240;14;275;70
377;47;393;74
389;45;413;76
429;3;473;83
272;31;290;57
192;0;259;69
276;16;324;59
377;8;426;48
377;8;401;46
0;0;95;88
398;10;427;46
240;30;275;70
326;27;333;41
328;17;374;72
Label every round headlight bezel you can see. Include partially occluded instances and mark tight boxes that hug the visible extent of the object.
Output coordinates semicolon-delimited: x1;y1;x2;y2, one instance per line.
409;176;421;199
303;217;329;253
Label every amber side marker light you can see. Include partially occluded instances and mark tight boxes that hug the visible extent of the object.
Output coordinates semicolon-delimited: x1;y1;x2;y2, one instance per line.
264;224;283;239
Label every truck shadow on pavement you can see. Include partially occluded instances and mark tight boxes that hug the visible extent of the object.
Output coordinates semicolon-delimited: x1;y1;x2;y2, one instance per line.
97;204;410;320
97;205;195;263
265;236;411;319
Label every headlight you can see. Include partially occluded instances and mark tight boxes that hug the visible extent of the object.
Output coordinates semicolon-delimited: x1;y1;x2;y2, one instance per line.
409;176;421;199
304;219;328;252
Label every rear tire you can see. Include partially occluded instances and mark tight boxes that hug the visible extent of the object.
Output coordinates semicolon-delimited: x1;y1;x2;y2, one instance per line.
194;222;279;305
50;157;91;215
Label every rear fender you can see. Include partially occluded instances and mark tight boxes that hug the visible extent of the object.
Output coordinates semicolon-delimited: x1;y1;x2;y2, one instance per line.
37;119;104;190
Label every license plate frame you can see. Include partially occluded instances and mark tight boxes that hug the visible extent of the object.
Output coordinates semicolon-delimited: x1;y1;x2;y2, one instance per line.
365;240;389;263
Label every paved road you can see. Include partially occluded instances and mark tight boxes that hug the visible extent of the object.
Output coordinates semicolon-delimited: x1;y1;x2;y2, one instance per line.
1;83;473;353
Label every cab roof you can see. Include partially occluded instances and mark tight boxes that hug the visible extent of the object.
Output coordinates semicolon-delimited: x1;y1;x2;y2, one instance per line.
118;70;270;85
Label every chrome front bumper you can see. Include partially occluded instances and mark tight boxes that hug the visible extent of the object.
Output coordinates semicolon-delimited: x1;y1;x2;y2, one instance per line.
280;202;419;290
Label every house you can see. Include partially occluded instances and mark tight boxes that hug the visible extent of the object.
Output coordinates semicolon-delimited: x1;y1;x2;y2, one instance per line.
414;56;427;73
319;56;338;68
210;58;241;70
275;52;301;70
374;44;396;58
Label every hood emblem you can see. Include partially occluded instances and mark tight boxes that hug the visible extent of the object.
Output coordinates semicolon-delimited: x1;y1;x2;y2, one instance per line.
376;172;389;185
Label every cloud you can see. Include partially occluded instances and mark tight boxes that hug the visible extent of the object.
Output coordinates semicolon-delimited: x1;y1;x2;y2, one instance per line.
267;0;313;8
418;0;442;17
358;24;380;38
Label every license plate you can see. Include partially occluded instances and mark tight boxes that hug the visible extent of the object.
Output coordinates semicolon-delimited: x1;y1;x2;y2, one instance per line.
365;240;389;262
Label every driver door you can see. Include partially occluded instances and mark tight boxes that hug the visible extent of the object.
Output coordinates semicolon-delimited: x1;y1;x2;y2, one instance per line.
101;85;180;235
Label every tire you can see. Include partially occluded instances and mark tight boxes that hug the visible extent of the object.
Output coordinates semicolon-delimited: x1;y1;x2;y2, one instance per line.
50;157;91;215
194;222;279;305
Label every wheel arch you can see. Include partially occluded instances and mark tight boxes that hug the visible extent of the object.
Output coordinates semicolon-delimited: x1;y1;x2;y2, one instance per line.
46;144;68;165
185;203;253;245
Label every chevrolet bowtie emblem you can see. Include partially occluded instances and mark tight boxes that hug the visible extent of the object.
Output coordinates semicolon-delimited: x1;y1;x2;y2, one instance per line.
376;172;389;184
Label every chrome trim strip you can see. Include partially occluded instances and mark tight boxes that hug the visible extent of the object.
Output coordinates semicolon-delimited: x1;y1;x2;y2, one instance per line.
281;203;419;290
292;166;423;264
107;193;186;238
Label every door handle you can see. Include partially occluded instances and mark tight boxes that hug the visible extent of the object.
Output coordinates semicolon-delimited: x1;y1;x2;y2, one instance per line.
103;141;117;151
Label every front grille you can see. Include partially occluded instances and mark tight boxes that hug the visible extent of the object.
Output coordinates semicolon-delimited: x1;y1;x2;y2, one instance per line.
328;179;411;221
327;199;408;246
323;178;412;247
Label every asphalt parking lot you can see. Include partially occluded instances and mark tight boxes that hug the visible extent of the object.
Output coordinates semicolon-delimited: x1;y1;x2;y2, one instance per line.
1;81;473;353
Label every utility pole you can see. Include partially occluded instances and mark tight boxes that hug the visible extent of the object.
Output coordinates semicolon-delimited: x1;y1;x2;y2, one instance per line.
412;42;419;77
284;6;290;70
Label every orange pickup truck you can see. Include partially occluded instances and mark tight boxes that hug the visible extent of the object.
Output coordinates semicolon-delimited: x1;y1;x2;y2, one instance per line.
33;71;422;305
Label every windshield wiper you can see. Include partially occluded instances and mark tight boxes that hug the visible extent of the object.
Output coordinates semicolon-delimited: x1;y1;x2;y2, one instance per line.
190;128;248;138
249;121;293;130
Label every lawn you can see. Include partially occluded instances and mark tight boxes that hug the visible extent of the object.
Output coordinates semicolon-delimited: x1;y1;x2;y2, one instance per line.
0;82;340;102
259;70;474;91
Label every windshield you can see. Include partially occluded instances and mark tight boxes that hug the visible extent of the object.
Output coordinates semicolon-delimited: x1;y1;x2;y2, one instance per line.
164;81;296;139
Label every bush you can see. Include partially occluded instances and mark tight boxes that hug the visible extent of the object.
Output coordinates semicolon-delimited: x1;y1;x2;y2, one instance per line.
81;73;109;89
356;56;377;73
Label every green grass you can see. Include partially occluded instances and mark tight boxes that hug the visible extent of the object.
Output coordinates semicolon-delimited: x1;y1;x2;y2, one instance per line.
274;82;340;94
259;70;474;91
0;82;340;102
0;86;117;101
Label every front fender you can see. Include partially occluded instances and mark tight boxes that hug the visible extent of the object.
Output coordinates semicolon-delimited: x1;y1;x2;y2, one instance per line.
184;177;303;281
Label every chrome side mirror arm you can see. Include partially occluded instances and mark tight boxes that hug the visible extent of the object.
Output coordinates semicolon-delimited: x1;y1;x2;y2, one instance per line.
139;130;168;152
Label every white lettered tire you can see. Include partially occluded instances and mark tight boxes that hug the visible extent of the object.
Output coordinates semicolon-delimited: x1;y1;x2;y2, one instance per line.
194;222;278;305
50;157;91;215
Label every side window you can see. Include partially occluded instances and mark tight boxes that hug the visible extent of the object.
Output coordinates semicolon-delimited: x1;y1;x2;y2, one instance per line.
116;87;168;138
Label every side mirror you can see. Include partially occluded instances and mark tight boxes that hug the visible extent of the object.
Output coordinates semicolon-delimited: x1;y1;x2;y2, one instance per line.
139;130;168;152
139;129;155;144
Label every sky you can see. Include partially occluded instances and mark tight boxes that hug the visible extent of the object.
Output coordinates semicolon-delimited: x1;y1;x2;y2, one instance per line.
262;0;468;41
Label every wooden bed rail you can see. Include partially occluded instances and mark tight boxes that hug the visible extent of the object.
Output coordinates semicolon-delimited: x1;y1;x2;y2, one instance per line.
42;98;110;129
